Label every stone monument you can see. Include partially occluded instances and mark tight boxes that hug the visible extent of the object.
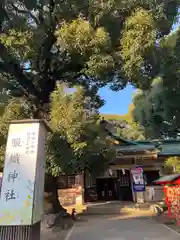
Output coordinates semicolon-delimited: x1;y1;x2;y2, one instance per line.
0;119;49;240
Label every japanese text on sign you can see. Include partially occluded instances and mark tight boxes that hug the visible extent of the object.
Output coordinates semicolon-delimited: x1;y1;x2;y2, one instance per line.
3;137;23;203
2;132;37;203
4;189;17;202
0;122;44;226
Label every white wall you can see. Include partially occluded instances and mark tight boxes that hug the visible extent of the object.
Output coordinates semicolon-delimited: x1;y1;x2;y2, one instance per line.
145;186;164;202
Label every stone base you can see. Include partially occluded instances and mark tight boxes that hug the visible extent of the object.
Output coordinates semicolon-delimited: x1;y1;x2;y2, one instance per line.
0;221;40;240
136;192;145;203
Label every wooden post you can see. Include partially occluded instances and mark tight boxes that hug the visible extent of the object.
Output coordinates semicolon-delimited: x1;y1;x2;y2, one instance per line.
0;119;50;240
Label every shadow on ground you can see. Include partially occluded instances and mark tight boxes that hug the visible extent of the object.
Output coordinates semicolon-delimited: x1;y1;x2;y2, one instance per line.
153;211;180;234
41;215;74;240
40;202;158;239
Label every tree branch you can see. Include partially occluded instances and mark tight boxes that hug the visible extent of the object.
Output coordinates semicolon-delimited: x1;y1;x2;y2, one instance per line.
0;43;41;104
0;64;34;101
36;0;57;78
11;3;40;25
0;3;10;29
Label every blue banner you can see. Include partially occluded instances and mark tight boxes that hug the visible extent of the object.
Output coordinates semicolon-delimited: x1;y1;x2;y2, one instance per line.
131;166;145;192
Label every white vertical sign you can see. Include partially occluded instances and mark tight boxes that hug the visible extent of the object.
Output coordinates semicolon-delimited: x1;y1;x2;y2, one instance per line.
0;120;47;226
32;123;46;224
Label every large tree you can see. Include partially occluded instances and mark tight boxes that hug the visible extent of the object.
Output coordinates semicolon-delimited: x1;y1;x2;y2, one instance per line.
49;83;114;176
0;0;180;215
133;29;180;139
46;84;114;214
0;0;179;109
0;84;114;214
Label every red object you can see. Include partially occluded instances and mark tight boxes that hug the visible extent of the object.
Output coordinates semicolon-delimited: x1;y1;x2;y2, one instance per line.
155;174;180;225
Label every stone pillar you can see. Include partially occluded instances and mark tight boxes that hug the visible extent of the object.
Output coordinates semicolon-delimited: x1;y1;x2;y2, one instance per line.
136;192;145;203
0;119;49;240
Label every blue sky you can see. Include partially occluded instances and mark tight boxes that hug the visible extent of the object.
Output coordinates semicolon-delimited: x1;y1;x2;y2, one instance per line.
99;85;135;115
99;19;180;115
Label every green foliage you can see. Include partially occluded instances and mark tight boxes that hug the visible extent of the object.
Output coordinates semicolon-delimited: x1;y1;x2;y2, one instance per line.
0;29;33;61
165;157;180;173
48;84;114;175
56;18;111;55
0;0;179;106
48;83;114;175
101;104;145;141
133;29;180;139
121;8;156;82
133;77;167;139
0;87;114;175
0;0;180;174
101;104;135;122
56;18;114;78
116;121;145;141
0;98;31;170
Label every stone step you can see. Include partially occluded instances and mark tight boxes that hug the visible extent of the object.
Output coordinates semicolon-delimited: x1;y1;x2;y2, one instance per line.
85;207;121;215
84;202;153;215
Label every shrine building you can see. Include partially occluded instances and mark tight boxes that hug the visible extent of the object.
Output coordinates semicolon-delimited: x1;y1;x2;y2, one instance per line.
83;137;180;204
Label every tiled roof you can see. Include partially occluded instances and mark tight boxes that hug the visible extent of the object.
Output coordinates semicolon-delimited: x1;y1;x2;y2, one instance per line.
101;119;180;155
115;139;180;155
158;142;180;156
115;144;155;153
154;174;180;183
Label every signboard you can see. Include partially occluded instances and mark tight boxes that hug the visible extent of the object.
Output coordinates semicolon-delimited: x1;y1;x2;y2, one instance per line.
0;121;46;226
131;166;145;192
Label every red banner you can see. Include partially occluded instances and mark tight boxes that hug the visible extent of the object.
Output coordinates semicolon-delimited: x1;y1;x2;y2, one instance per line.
164;185;180;225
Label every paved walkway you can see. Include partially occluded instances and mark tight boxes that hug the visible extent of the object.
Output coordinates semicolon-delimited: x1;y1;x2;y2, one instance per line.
67;215;180;240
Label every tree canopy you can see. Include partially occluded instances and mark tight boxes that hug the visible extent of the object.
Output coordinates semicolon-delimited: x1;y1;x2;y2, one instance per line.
0;1;179;178
0;0;179;114
164;156;180;174
2;0;180;215
48;83;114;176
0;84;114;175
133;28;180;139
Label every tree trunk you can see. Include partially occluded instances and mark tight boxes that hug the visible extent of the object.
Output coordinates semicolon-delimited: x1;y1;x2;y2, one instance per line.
44;173;66;214
32;109;67;217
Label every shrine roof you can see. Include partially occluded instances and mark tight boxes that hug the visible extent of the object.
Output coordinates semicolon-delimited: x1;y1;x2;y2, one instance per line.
156;140;180;156
154;173;180;184
115;144;155;153
101;119;180;156
114;138;180;155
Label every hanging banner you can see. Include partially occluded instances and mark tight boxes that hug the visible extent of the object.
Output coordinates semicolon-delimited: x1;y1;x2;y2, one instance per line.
131;166;145;192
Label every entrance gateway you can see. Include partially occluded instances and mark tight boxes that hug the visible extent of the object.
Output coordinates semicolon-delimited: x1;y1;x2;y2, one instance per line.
84;165;150;203
96;169;133;201
85;169;134;202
